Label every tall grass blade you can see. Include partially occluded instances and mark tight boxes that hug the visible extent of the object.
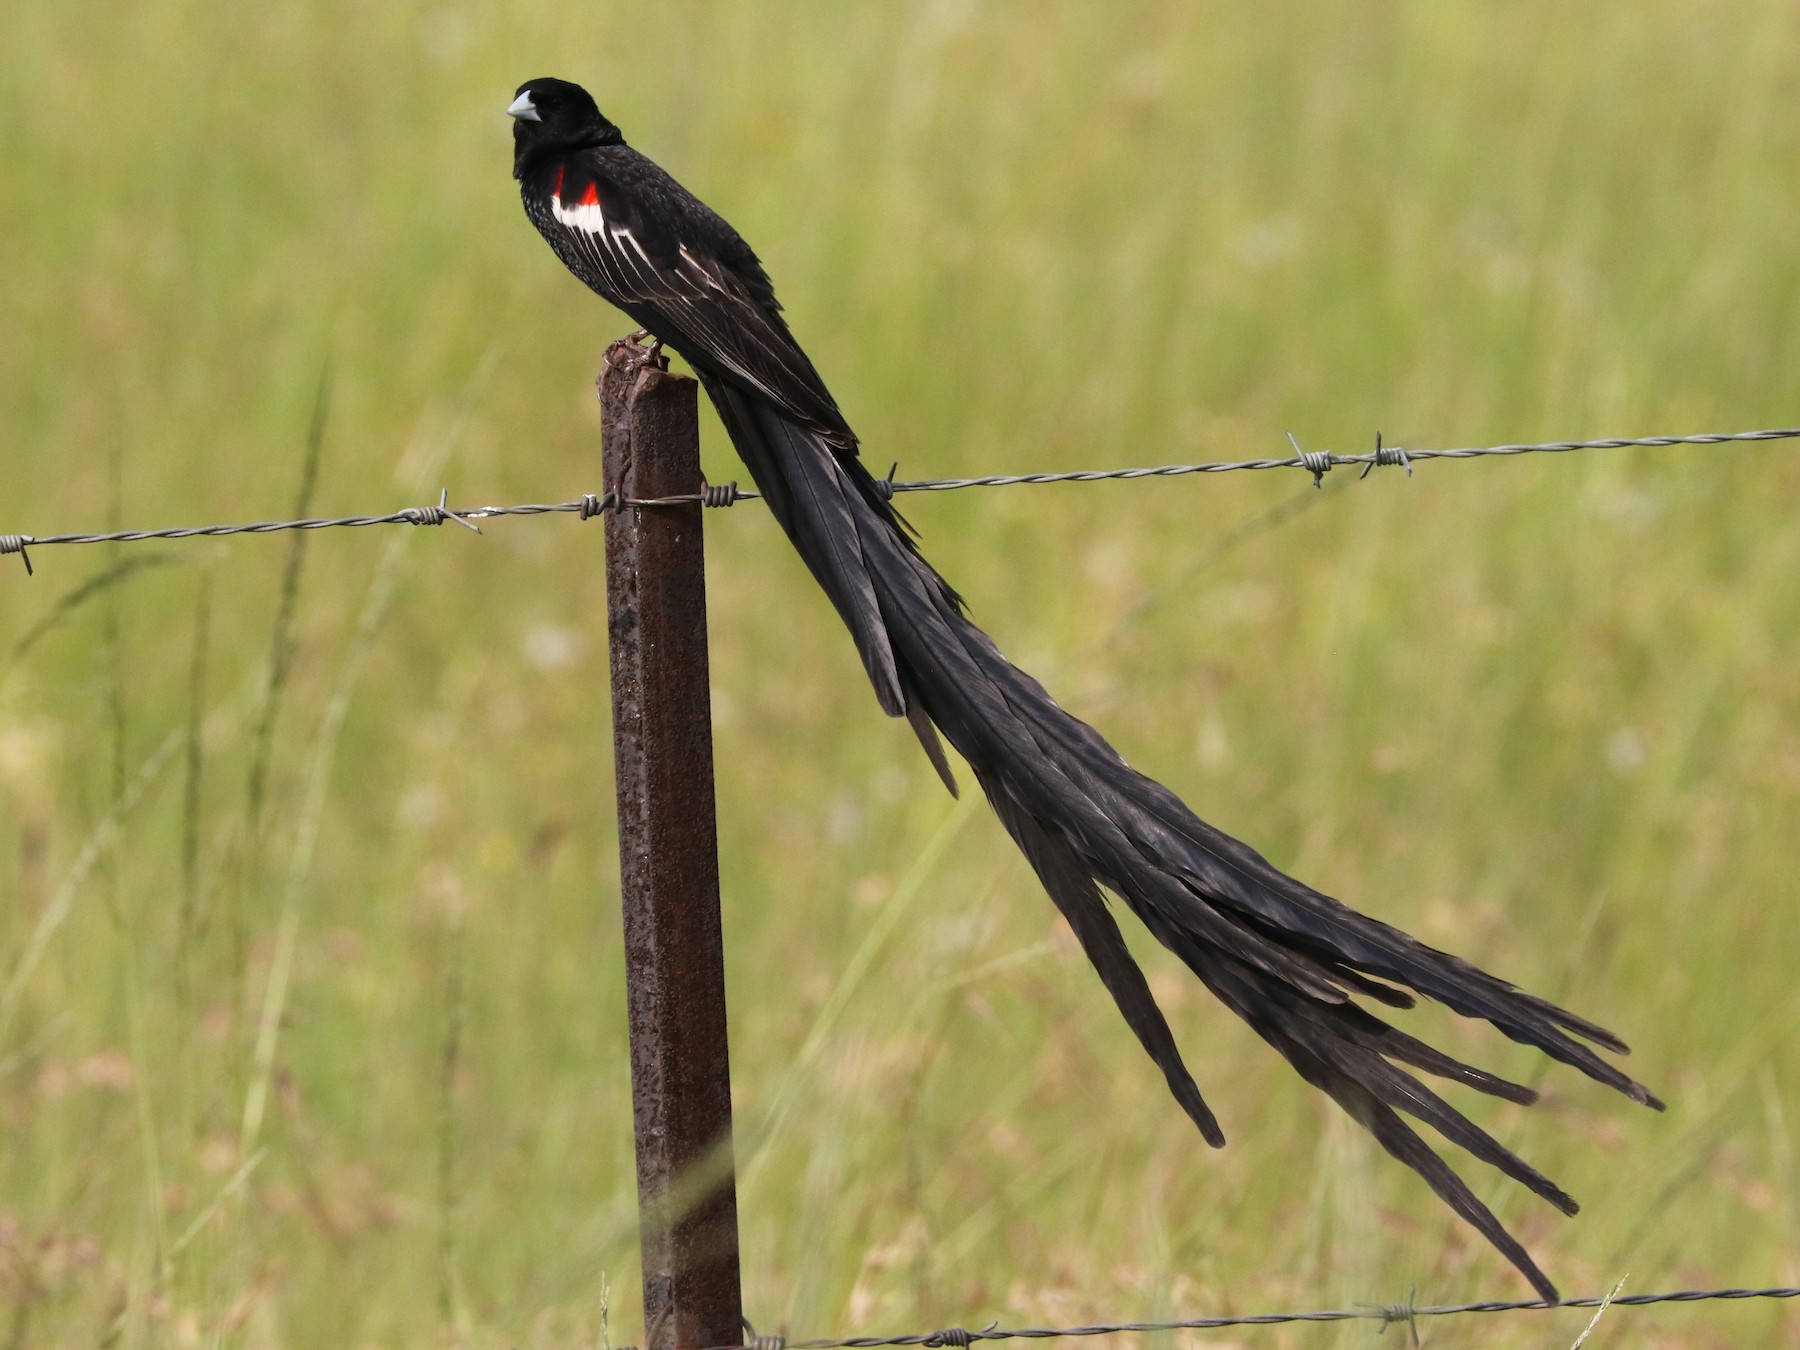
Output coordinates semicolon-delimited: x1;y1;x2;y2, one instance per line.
240;350;495;1156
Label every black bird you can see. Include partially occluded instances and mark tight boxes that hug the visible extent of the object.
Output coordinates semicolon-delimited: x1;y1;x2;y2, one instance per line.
509;76;1661;1300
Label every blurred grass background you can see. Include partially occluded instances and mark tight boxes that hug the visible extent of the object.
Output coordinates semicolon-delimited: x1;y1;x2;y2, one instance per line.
3;0;1800;1345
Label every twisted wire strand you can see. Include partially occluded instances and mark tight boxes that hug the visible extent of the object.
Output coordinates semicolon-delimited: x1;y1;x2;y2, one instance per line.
3;425;1796;569
674;1285;1799;1350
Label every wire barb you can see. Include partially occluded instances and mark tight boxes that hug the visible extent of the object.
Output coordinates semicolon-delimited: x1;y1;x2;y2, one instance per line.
1360;432;1413;479
1364;1288;1421;1347
701;481;742;508
923;1322;997;1348
1287;430;1333;486
0;534;33;576
399;488;483;534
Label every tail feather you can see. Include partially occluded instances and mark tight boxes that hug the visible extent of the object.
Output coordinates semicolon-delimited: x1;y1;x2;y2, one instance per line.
702;374;1659;1297
707;385;907;716
1192;948;1575;1213
903;674;960;796
989;785;1224;1147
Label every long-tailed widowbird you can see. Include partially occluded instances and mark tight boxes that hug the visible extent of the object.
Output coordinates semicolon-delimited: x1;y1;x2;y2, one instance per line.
508;76;1661;1300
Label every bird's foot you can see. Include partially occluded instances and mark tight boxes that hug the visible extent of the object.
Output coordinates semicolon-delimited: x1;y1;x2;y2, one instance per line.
618;327;669;372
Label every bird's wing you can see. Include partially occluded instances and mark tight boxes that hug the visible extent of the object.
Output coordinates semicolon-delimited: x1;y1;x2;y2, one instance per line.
547;162;855;446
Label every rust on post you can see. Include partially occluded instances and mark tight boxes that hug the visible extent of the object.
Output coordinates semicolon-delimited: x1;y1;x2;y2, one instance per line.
599;340;743;1350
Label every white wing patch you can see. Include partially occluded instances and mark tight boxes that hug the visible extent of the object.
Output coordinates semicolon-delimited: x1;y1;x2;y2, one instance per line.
552;192;605;235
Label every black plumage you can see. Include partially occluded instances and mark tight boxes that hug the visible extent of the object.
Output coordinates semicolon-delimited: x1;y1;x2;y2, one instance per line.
508;76;1661;1300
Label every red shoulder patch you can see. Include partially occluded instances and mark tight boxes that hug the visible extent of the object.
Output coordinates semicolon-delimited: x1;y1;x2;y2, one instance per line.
552;164;566;199
580;180;600;206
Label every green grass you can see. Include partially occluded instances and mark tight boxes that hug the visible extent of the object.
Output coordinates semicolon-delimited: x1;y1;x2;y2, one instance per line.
4;1;1800;1345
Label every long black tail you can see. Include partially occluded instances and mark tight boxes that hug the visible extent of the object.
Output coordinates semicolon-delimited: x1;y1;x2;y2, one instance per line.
704;376;1662;1301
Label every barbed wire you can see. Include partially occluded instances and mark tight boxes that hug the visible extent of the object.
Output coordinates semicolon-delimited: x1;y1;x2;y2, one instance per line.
713;1284;1799;1350
3;425;1797;576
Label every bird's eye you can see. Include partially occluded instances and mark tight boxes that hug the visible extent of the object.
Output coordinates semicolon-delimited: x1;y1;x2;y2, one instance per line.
507;91;541;123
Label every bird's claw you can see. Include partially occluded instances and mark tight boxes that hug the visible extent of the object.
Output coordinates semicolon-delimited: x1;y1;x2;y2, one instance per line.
621;327;669;372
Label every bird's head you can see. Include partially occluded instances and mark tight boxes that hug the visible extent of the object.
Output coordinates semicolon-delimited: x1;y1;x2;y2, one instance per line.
508;78;622;178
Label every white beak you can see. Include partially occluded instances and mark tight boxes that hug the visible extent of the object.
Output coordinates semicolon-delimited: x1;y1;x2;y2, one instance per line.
507;91;541;123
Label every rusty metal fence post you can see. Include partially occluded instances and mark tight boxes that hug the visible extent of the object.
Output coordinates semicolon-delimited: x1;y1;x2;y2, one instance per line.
599;342;744;1350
